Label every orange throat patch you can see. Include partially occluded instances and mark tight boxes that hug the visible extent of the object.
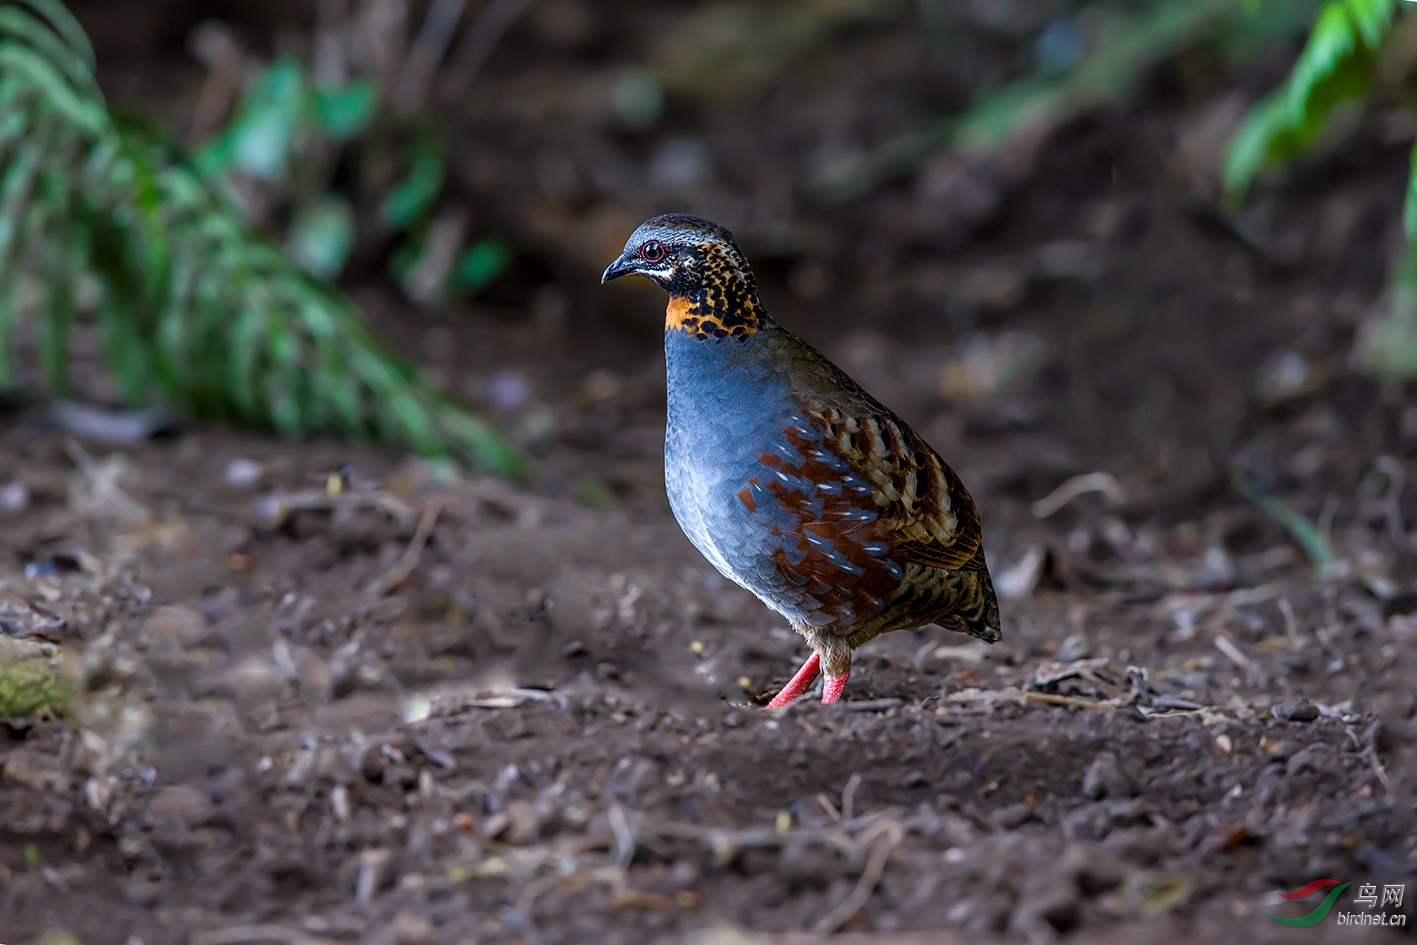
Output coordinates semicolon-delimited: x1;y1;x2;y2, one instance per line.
665;295;761;339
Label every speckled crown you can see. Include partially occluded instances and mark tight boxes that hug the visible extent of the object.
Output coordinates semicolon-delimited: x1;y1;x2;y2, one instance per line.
627;214;767;340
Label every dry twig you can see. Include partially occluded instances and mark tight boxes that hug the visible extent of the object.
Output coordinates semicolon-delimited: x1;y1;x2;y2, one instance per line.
841;773;863;822
365;496;454;596
1213;633;1252;670
194;926;340;945
812;820;904;934
1031;472;1125;518
251;487;420;530
1023;692;1116;710
63;437;150;524
392;0;466;111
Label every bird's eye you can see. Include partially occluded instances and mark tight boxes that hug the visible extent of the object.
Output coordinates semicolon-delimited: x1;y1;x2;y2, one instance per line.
639;240;666;263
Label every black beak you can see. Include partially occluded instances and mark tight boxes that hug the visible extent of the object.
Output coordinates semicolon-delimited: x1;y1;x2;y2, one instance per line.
601;254;637;284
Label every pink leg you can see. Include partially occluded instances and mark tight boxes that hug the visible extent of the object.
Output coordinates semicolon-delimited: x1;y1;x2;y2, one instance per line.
765;652;821;709
821;668;850;704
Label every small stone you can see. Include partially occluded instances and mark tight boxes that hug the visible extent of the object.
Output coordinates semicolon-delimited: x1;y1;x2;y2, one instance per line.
143;605;208;648
0;480;30;514
1271;698;1319;722
148;784;215;829
224;458;266;490
1263;738;1298;762
505;799;539;844
1062;806;1110;841
216;656;287;704
383;764;419;790
1056;632;1090;663
1285;744;1330;777
354;848;394;903
1082;751;1135;800
992;802;1033;830
777;843;841;889
1075;854;1126;895
899;770;929;789
392;911;436;945
125;880;162;908
1377;719;1414;752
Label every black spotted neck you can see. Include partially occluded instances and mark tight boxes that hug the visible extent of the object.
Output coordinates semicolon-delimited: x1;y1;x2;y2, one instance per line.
664;258;767;340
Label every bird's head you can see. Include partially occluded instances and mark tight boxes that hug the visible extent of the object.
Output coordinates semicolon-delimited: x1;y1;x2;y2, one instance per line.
602;214;766;339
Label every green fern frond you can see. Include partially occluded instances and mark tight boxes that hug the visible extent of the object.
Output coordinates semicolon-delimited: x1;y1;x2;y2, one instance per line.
1223;0;1397;200
0;0;523;477
1226;0;1417;381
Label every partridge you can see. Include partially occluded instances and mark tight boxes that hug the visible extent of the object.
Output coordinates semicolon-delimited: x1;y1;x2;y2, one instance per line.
603;214;1001;707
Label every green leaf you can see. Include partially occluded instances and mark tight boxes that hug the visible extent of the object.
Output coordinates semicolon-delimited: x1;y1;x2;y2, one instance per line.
1222;90;1289;196
380;137;444;229
452;237;512;296
1345;0;1393;48
1224;0;1394;201
1354;241;1417;381
228;294;265;418
1233;471;1336;574
0;7;95;92
386;389;438;454
261;306;303;435
0;133;47;269
312;78;379;141
0;290;14;388
1405;142;1417;245
1286;4;1359;122
0;43;104;132
35;166;75;393
0;0;523;475
0;88;34;146
285;195;355;280
210;57;306;180
438;405;527;478
18;0;95;73
820;0;1245;203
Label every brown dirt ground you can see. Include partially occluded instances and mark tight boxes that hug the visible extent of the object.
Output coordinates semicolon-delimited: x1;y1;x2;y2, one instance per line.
3;2;1417;943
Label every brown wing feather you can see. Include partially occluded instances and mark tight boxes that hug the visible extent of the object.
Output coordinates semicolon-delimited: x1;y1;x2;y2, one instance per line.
807;406;982;572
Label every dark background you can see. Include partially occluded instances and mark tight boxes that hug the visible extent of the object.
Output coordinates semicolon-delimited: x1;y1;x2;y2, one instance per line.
2;1;1415;943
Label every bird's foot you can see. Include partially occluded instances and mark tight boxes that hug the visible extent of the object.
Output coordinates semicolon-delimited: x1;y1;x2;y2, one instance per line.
821;668;850;704
765;652;821;708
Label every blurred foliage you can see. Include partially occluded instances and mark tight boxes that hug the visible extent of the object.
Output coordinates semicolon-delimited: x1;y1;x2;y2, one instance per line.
655;0;904;100
815;0;1318;202
1223;0;1395;198
191;38;511;304
1233;470;1337;573
0;637;73;719
1222;0;1417;381
0;0;522;475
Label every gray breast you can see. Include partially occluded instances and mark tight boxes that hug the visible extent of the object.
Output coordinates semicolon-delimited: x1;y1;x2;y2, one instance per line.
662;331;789;595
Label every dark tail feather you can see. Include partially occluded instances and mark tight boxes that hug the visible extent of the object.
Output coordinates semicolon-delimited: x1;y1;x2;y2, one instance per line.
940;560;1002;643
841;556;1004;649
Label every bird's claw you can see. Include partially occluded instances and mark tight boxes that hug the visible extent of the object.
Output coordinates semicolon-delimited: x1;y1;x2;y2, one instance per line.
765;651;820;708
764;653;850;707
